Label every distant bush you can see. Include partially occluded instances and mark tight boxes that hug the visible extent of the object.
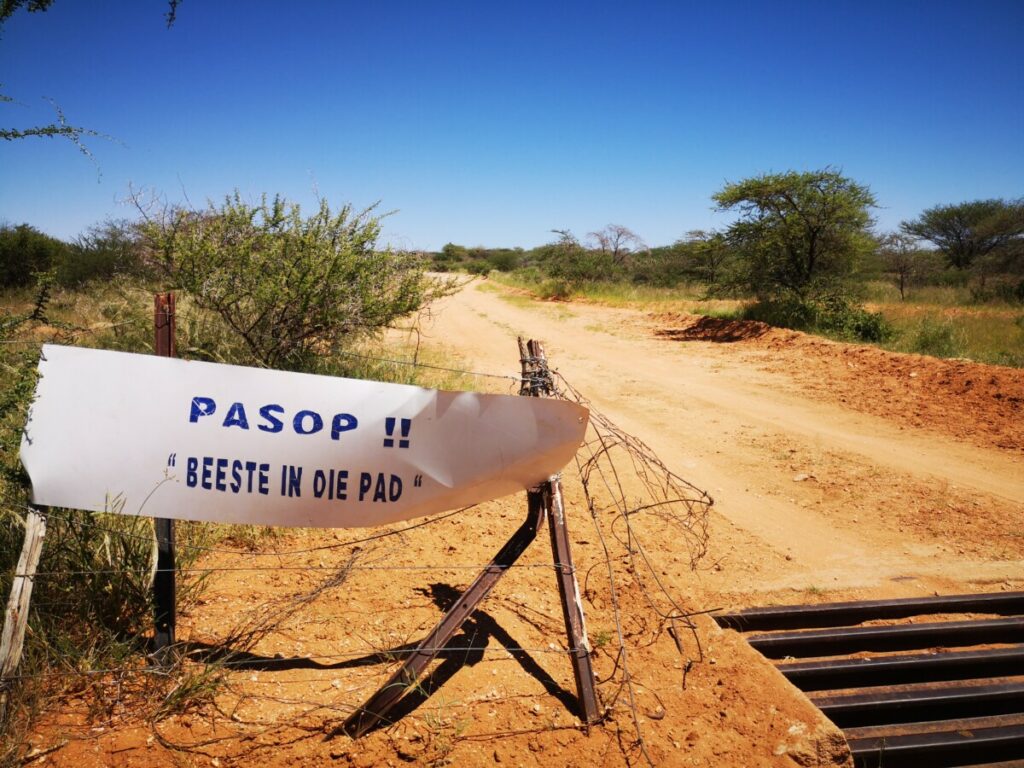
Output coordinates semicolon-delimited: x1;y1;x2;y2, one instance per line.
538;278;574;300
907;316;965;357
630;244;691;287
511;265;543;285
430;244;522;275
0;223;70;288
56;219;146;287
969;279;1024;305
485;249;521;272
541;230;620;286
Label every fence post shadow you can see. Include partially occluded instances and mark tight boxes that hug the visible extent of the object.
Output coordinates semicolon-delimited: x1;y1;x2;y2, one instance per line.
358;582;577;733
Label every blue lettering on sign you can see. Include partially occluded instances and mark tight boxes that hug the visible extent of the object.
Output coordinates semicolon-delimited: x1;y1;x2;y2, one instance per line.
188;397;360;441
223;402;249;430
313;468;349;500
258;404;284;433
293;410;323;435
182;457;414;503
189;397;216;422
331;413;358;439
185;456;270;495
358;471;403;502
383;417;412;448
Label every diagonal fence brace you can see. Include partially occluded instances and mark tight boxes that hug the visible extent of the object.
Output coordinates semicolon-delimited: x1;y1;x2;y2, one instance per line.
339;492;546;737
338;337;600;738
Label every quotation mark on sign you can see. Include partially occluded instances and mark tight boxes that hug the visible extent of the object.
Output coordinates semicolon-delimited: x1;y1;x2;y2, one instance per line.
383;417;411;449
414;475;423;488
167;453;177;468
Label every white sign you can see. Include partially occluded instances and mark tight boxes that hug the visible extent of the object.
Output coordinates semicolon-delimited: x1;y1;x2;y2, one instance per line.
20;345;588;528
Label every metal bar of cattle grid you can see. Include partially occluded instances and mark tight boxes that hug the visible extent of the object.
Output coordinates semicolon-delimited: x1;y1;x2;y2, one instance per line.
723;592;1024;767
714;591;1024;632
847;722;1024;768
747;617;1024;658
811;679;1024;728
776;646;1024;691
844;712;1024;741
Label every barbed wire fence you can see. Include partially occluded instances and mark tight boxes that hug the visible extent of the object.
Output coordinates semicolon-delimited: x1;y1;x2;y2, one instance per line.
2;341;713;766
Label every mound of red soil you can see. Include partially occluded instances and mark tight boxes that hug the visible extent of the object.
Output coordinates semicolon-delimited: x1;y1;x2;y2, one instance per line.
652;312;1024;452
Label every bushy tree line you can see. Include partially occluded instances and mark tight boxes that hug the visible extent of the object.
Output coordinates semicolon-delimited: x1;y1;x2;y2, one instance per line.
0;220;147;288
432;176;1022;336
900;199;1024;302
2;192;447;370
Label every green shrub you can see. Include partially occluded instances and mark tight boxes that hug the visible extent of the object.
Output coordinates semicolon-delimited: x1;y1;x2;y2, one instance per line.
55;220;146;287
816;296;892;342
970;279;1024;305
630;245;691;287
511;265;543;285
540;230;620;286
742;296;892;343
908;316;965;357
538;278;574;300
138;192;451;372
485;249;520;272
0;282;197;761
741;297;814;329
0;224;70;288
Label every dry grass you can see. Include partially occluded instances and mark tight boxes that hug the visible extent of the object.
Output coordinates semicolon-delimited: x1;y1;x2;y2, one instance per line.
869;303;1024;367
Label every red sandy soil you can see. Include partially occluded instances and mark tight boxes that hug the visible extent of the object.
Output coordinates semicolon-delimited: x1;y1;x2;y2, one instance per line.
24;280;1023;767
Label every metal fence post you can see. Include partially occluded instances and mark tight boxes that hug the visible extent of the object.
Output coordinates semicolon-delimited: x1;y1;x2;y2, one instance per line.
153;292;176;660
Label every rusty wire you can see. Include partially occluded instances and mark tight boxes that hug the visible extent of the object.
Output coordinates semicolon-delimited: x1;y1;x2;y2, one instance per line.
6;364;715;767
551;372;713;767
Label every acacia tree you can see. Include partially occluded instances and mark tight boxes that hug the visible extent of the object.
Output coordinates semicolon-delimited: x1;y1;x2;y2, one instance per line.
713;169;877;302
877;232;932;300
137;192;448;371
900;199;1024;271
587;224;645;267
681;229;730;287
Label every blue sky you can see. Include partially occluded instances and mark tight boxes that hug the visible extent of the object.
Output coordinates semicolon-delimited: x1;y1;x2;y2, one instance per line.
1;1;1021;250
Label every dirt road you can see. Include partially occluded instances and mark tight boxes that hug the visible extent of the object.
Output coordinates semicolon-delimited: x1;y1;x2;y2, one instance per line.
32;278;1024;767
424;280;1024;602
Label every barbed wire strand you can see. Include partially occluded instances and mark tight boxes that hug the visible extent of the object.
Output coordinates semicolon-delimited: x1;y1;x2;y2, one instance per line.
9;501;475;557
16;562;567;577
333;349;520;382
3;363;714;766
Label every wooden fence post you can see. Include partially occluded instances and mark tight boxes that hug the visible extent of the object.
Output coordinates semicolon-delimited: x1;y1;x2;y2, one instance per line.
0;506;47;715
153;293;176;660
